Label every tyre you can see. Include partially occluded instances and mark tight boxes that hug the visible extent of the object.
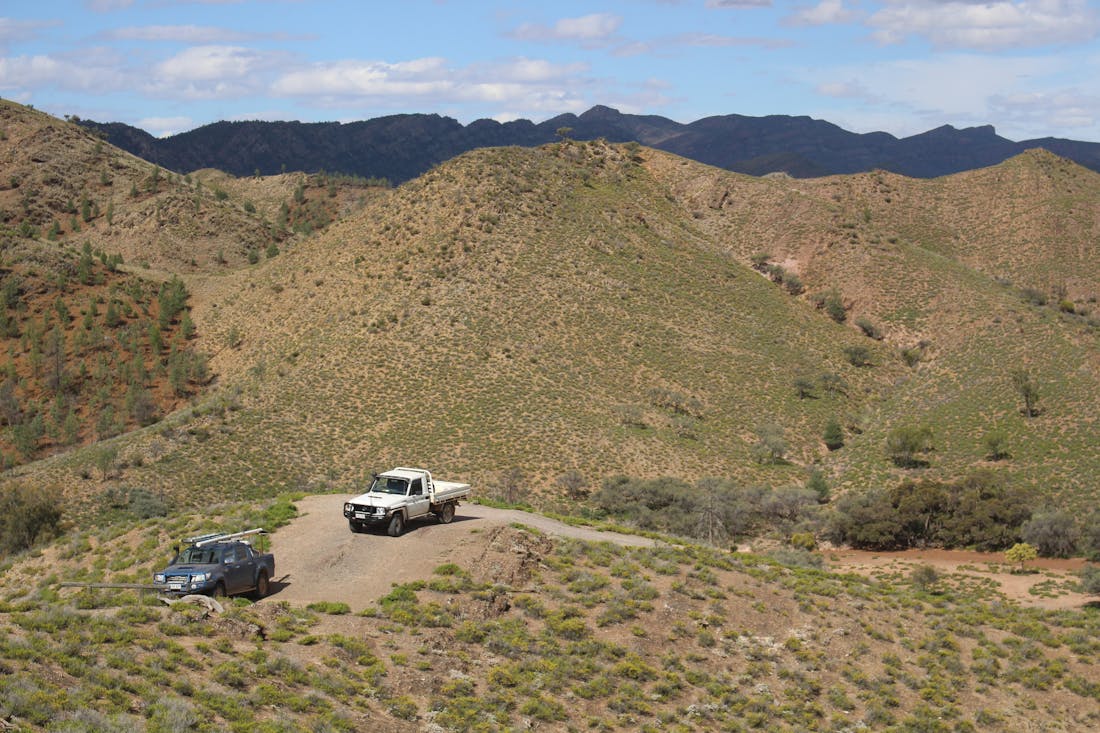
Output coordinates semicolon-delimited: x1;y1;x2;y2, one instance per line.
387;512;405;537
438;502;455;524
348;519;364;533
212;582;227;599
252;571;269;600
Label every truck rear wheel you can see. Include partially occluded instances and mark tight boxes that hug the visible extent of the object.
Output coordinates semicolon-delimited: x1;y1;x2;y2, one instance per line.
438;502;455;524
387;513;405;537
253;571;269;599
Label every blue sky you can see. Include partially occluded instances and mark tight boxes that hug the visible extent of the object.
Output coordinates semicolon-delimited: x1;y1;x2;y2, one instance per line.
2;1;1098;142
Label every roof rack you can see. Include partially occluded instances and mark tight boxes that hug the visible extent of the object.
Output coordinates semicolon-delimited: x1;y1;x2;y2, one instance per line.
183;528;267;547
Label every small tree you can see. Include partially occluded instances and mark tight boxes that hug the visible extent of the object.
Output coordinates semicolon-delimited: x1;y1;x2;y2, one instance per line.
843;345;872;367
822;418;844;451
794;376;816;399
0;483;63;556
855;317;883;340
1080;564;1100;595
1021;511;1078;558
94;445;119;480
1081;511;1100;561
818;372;848;395
1005;542;1038;572
983;430;1010;461
555;470;589;500
555;126;574;141
910;564;941;592
1011;369;1040;418
752;423;787;464
805;468;830;503
823;289;846;323
886;424;933;468
494;467;525;505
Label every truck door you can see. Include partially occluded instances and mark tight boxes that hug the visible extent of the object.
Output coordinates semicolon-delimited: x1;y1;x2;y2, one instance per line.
407;477;431;518
223;544;252;593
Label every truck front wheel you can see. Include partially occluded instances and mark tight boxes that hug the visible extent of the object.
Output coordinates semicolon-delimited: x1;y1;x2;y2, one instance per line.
348;519;364;534
387;513;405;537
212;582;227;599
438;502;455;524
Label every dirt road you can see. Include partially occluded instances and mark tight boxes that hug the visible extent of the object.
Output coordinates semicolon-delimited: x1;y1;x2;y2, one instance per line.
260;495;655;611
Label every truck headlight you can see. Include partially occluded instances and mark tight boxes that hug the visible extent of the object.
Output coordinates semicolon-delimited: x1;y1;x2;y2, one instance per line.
344;503;353;513
154;573;165;583
192;573;209;583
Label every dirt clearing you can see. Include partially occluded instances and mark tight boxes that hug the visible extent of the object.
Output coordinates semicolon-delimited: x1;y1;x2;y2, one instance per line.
259;494;655;611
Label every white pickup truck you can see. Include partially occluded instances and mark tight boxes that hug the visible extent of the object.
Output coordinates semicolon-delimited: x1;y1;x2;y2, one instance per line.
343;467;471;536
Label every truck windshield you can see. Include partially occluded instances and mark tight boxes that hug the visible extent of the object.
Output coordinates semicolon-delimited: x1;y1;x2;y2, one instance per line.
177;546;220;564
370;477;408;495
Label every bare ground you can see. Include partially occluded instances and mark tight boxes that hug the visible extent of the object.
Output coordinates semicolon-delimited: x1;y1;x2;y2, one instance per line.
825;547;1090;610
259;494;655;611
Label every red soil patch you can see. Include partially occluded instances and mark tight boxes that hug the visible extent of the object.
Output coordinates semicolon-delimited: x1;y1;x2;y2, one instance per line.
827;547;1091;610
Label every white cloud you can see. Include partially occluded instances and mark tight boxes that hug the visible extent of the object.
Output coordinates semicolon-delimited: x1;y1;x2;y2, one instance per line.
615;31;794;56
869;0;1100;50
272;58;452;98
816;79;876;99
509;13;622;46
85;0;135;11
787;0;857;27
706;0;773;7
805;52;1087;137
143;45;284;99
989;89;1100;137
0;17;57;46
154;45;271;82
0;50;130;93
271;56;596;118
103;25;250;43
138;115;193;137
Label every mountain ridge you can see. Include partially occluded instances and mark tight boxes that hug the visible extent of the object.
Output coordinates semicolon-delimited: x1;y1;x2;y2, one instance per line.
79;105;1100;184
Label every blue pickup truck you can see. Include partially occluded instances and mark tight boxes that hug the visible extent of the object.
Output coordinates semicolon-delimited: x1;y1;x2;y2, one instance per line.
154;529;275;599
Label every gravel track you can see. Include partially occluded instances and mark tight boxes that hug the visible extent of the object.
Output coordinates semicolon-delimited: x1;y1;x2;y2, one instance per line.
259;494;655;610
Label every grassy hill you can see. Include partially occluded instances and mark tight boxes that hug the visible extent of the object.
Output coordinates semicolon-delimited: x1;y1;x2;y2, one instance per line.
0;102;1095;519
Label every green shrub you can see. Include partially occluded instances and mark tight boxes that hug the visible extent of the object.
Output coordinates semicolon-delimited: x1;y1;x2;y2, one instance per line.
307;601;351;615
789;532;816;551
886;424;933;468
1080;564;1100;595
855;317;882;339
1005;542;1038;570
0;483;63;557
843;344;873;367
983;430;1010;461
1022;512;1078;558
752;422;788;464
822;418;844;451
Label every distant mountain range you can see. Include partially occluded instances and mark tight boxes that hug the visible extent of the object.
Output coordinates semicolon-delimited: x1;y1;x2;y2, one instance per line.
81;105;1100;183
